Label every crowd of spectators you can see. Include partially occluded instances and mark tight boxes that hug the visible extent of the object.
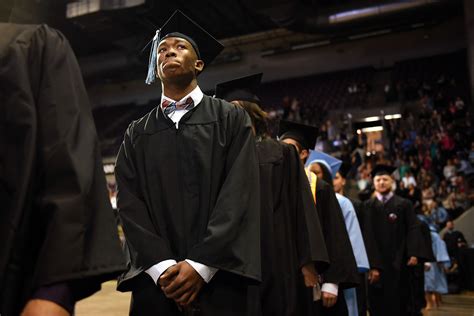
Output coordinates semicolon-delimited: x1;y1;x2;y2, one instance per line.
342;77;473;230
254;52;473;230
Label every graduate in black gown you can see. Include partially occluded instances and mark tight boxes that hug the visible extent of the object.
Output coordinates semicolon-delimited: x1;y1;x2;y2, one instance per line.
361;165;433;316
408;219;435;316
0;24;125;316
215;74;329;316
442;220;466;291
115;11;261;316
333;165;376;316
279;122;359;316
443;220;467;261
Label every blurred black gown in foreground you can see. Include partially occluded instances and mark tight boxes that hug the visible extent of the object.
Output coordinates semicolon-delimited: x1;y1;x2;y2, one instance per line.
0;24;126;315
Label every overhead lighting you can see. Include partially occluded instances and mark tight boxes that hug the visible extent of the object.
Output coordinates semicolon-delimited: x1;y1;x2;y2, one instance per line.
329;1;434;24
361;126;383;133
291;40;331;51
67;0;144;17
67;0;100;18
362;114;401;122
330;7;379;23
363;116;380;122
384;114;402;120
349;29;391;40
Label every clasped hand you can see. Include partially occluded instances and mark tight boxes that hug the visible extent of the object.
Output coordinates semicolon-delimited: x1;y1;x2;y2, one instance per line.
301;263;319;287
158;261;204;307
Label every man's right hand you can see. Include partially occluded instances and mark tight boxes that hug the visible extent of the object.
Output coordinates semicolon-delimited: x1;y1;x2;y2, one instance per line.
158;265;179;287
407;256;418;266
21;299;69;316
368;269;380;284
321;292;337;308
161;261;205;307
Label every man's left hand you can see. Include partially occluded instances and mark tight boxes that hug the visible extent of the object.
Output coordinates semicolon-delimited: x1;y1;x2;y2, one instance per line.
301;263;319;287
407;256;418;266
321;292;337;308
161;261;204;307
368;269;380;284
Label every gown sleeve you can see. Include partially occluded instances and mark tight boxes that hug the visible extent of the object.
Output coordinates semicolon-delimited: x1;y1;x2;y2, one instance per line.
435;237;451;268
360;199;384;271
288;145;329;273
404;199;433;262
115;124;177;290
186;106;261;281
316;181;359;289
29;25;125;299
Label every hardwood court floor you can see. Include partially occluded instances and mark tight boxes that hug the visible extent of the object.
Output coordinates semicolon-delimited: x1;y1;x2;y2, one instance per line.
422;292;474;316
76;281;130;316
76;282;474;316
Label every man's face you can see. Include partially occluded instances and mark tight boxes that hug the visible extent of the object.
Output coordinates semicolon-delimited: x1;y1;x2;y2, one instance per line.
374;174;393;195
333;172;345;194
281;138;308;162
156;37;204;82
446;221;454;230
309;163;323;179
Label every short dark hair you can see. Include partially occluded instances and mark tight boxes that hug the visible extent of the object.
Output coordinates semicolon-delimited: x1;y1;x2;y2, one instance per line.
237;101;269;137
317;162;333;184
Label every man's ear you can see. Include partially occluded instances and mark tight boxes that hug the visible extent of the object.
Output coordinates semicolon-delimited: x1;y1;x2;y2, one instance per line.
300;149;309;161
195;59;204;74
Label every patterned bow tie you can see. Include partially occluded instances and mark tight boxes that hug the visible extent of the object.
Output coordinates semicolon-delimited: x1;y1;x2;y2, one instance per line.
162;97;195;116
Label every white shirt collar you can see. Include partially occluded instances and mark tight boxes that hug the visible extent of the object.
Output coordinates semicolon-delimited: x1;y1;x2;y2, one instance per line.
376;191;394;203
160;85;204;110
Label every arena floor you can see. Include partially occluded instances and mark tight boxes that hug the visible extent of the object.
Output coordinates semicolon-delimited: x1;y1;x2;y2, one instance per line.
76;281;474;316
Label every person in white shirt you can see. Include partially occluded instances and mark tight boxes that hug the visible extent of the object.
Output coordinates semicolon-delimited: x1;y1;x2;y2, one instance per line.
361;165;432;316
115;10;261;316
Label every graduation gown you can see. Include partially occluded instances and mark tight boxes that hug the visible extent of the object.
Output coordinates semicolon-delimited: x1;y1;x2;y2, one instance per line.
348;198;376;316
336;194;369;316
362;195;432;316
115;95;261;315
336;194;369;273
306;172;359;316
407;220;435;316
425;229;450;293
0;24;126;315
443;230;467;260
350;197;382;271
254;139;329;316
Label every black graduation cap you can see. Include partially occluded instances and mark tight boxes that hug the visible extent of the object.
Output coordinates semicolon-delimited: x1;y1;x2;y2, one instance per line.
278;120;318;150
371;164;397;178
145;10;224;84
214;73;263;104
338;162;351;179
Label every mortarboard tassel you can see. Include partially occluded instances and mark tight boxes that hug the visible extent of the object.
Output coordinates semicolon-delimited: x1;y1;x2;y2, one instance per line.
145;29;161;85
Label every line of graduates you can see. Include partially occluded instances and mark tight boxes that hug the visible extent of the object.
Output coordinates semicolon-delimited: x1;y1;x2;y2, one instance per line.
1;9;438;316
112;9;436;316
